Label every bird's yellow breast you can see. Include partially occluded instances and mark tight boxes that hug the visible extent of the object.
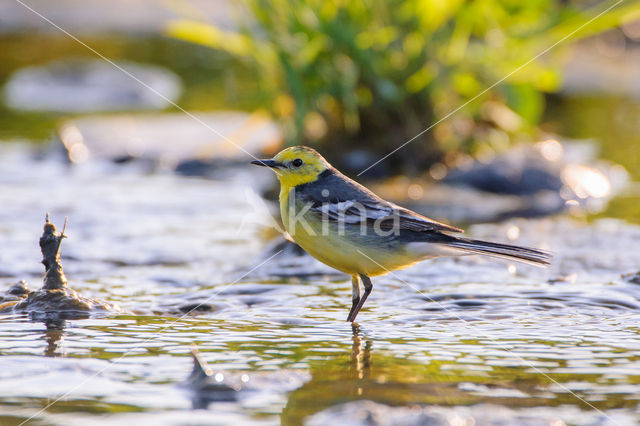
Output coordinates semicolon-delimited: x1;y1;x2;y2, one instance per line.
279;185;423;276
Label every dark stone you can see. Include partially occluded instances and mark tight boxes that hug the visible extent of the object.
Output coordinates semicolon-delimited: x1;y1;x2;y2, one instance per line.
2;216;122;317
179;303;213;313
622;271;640;284
13;287;118;314
8;280;29;296
183;348;239;409
39;216;68;290
175;159;215;177
443;160;563;195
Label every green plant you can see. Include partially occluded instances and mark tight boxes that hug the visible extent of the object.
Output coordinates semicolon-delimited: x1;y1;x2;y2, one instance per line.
168;0;640;172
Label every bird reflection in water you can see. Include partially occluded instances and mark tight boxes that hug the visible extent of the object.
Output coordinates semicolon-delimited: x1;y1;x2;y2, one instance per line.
350;323;372;390
43;318;66;357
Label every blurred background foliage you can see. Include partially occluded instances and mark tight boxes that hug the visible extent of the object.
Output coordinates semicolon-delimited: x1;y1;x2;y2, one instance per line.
169;0;640;173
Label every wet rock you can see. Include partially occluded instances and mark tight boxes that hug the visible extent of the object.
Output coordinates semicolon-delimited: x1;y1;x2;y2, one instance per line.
182;347;308;410
39;215;68;290
7;280;29;296
3;59;181;112
174;159;218;177
405;184;565;224
0;280;30;312
374;139;628;223
182;348;240;408
443;160;562;196
1;216;121;317
442;140;626;201
13;287;117;319
622;271;640;285
57;111;282;167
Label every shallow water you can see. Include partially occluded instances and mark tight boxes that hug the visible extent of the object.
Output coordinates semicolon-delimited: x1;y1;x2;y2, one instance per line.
1;144;640;425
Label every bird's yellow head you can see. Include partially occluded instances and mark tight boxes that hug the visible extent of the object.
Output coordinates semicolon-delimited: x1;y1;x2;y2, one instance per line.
251;146;330;187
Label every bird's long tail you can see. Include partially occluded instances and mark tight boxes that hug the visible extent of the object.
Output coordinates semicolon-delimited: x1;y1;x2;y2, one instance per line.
442;236;551;267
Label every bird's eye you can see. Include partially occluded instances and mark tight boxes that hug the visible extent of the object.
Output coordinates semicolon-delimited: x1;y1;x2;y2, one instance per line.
291;158;303;168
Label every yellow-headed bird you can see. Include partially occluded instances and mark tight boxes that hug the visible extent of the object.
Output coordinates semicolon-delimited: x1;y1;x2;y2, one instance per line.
252;146;550;322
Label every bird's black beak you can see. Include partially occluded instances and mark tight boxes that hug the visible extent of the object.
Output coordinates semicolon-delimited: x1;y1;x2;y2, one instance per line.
251;159;283;168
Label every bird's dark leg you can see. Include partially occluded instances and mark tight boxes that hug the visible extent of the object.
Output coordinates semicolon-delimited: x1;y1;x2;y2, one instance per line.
347;274;372;322
346;275;361;322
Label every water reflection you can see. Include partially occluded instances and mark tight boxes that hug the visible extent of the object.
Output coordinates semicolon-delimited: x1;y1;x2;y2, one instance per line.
281;323;373;424
281;320;615;425
42;318;66;357
35;312;89;357
281;324;474;424
350;324;371;384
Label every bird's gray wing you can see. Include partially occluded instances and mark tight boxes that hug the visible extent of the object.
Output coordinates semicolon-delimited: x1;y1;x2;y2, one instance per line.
299;169;462;233
312;199;393;223
394;206;463;233
310;199;462;233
